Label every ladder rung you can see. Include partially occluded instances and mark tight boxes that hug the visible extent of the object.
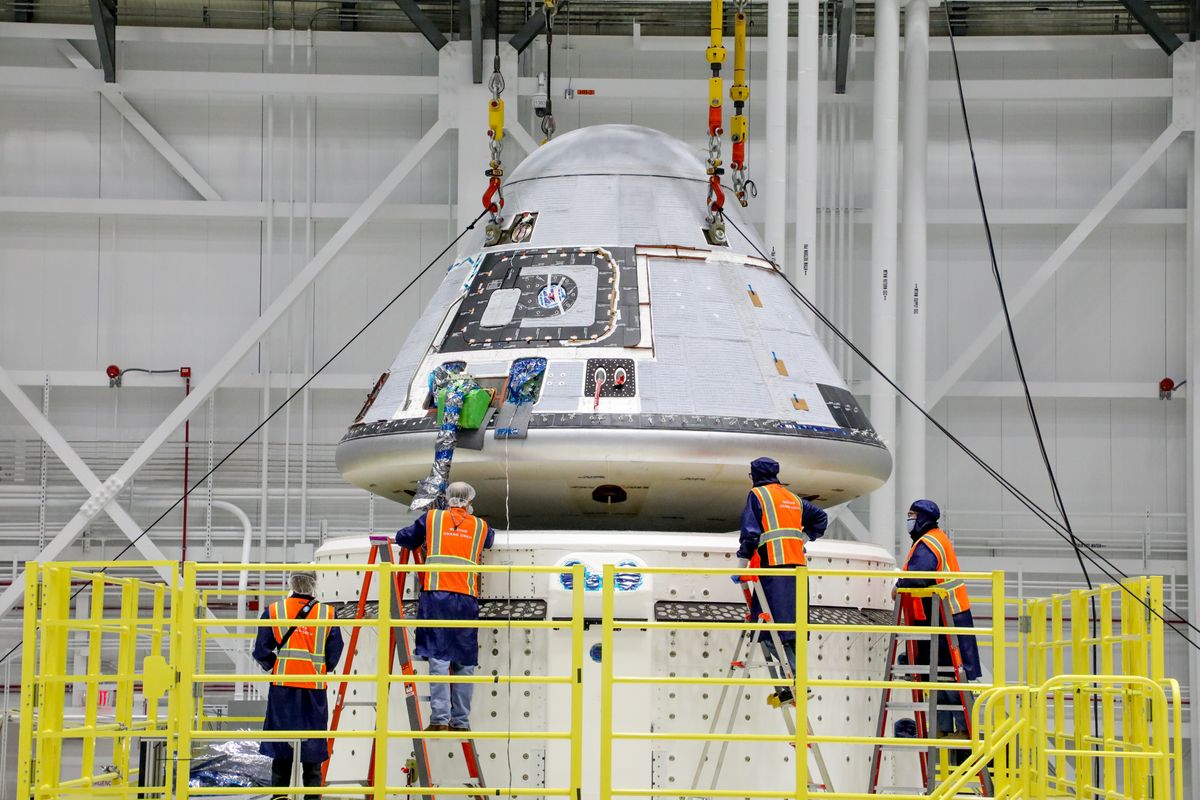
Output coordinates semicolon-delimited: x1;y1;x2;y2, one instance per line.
872;742;973;751
886;701;972;712
875;788;982;798
887;665;963;676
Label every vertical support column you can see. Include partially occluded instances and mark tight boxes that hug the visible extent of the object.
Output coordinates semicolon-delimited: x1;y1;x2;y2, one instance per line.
868;0;901;550
794;0;819;294
1183;41;1200;786
765;0;789;258
1187;110;1200;792
899;0;930;518
444;40;517;238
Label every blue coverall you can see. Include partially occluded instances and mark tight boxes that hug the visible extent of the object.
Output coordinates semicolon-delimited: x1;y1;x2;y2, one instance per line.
738;462;828;673
396;513;496;727
897;531;981;736
253;594;344;797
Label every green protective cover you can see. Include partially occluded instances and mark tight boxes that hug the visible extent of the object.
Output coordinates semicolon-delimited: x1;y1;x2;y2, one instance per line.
436;386;492;430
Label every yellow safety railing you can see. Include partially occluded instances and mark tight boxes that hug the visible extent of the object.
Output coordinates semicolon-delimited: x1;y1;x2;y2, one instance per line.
597;566;1184;800
17;559;1184;800
598;564;1005;800
19;560;587;800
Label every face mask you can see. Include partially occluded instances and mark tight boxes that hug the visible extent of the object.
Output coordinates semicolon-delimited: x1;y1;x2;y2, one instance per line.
906;517;917;534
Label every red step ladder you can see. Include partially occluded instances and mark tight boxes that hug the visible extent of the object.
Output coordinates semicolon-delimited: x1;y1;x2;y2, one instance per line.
324;535;486;799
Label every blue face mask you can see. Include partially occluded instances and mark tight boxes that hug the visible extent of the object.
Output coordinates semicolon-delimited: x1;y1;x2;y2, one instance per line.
906;517;917;534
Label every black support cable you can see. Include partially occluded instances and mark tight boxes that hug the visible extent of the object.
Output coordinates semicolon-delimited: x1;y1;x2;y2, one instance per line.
942;4;1103;758
0;209;489;668
717;209;1200;654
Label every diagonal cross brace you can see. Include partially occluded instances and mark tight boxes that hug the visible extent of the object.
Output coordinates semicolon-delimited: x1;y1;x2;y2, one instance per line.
929;123;1182;406
0;121;453;628
1120;0;1185;55
57;41;222;201
393;0;449;50
88;0;116;83
0;365;245;666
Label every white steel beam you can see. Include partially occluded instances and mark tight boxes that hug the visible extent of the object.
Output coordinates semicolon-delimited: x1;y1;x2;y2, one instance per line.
0;66;438;96
0;196;1181;227
0;64;1171;101
929;123;1182;405
0;23;1165;54
0;196;453;221
868;0;901;552
0;364;174;601
509;76;1172;101
0;119;451;622
855;207;1186;225
57;41;222;201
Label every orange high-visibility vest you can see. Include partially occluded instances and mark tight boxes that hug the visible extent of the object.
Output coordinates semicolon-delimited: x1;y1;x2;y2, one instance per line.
902;527;971;621
422;508;489;596
750;483;807;567
269;596;335;689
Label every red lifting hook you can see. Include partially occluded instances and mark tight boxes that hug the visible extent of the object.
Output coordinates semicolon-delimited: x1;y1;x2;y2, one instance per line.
482;176;504;214
708;175;725;213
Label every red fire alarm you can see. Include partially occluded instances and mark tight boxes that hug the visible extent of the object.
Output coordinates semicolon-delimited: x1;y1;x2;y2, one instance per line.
1160;378;1177;399
106;364;122;388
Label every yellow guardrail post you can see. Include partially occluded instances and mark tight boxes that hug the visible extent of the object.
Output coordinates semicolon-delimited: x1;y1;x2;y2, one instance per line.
81;573;107;780
1070;588;1089;798
115;577;139;786
375;559;390;800
16;563;39;800
176;562;198;800
569;562;585;800
989;569;1007;789
793;565;808;800
599;563;614;800
1099;584;1116;797
36;564;71;797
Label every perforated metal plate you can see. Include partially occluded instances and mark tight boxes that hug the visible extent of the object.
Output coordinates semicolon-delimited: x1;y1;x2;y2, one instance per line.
332;599;548;621
654;601;892;626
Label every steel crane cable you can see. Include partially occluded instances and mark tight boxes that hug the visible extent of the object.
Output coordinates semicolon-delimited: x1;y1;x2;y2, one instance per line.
0;209;490;668
717;208;1200;654
942;0;1102;755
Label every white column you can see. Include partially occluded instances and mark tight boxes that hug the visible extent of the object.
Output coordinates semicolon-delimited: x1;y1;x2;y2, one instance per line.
765;0;788;258
867;0;901;551
1187;90;1200;797
444;41;518;238
793;0;819;294
899;0;929;513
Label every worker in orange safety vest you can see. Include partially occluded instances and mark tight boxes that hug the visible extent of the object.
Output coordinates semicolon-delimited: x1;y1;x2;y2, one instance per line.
395;481;495;732
253;569;344;800
735;457;827;691
896;499;981;744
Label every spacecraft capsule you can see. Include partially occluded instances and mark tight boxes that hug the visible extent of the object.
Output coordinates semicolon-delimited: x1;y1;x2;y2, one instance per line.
336;124;890;530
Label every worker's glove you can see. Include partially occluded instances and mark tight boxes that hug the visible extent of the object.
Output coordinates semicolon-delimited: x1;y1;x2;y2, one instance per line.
731;558;749;584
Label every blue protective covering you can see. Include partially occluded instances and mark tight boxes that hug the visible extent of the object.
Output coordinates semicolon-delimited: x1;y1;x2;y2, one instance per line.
909;499;941;536
505;357;547;405
411;366;480;513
